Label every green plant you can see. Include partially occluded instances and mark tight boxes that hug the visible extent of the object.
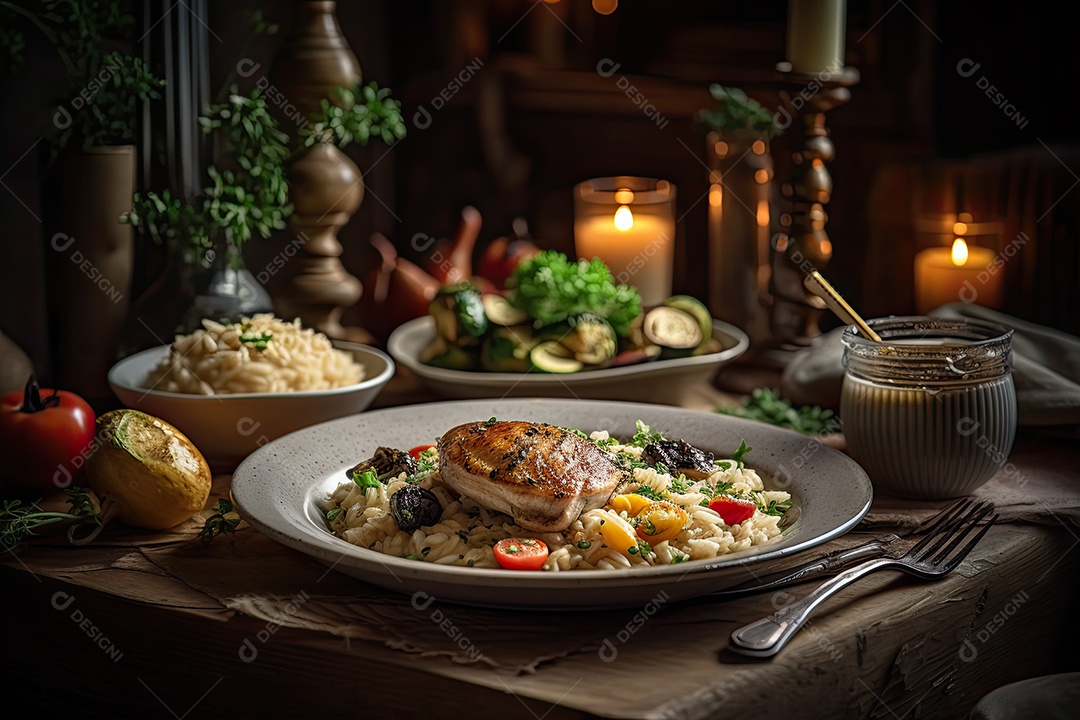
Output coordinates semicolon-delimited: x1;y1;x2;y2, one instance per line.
123;88;291;268
716;388;837;435
302;81;406;149
1;0;163;148
697;85;782;139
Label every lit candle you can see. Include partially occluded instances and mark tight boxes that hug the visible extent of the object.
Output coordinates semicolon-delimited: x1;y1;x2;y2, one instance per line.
574;179;676;307
575;207;674;306
786;0;846;74
914;238;1003;314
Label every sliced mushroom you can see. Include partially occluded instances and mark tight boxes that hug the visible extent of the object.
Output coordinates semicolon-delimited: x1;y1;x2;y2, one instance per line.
346;447;417;481
642;440;716;480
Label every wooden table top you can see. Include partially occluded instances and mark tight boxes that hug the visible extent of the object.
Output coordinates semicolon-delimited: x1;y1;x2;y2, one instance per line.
3;371;1079;719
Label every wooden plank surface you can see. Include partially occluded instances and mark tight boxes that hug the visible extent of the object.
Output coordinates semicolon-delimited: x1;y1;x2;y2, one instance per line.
2;522;1077;719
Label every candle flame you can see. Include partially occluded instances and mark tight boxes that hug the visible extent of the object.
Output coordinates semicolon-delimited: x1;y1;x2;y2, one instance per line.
614;205;634;231
951;238;969;266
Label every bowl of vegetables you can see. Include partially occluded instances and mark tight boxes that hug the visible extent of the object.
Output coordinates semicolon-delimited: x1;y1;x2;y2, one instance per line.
387;251;749;402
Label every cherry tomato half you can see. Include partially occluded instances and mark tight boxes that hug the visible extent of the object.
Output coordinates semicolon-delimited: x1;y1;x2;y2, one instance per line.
408;444;436;459
493;538;549;570
707;496;757;526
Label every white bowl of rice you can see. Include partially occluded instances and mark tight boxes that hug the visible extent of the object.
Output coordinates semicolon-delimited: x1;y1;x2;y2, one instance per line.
108;316;395;470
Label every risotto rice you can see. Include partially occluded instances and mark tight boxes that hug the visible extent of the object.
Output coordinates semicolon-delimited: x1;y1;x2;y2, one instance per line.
325;426;792;571
146;315;364;395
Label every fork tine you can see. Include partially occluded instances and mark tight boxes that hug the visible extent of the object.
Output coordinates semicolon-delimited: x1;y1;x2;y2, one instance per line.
940;513;998;573
930;502;995;565
905;498;975;558
915;497;971;534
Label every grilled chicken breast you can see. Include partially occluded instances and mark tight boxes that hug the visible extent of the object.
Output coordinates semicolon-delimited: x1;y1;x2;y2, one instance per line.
438;420;626;532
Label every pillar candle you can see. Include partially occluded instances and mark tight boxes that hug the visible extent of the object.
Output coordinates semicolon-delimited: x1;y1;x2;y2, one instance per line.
914;239;1003;313
575;208;674;307
786;0;846;74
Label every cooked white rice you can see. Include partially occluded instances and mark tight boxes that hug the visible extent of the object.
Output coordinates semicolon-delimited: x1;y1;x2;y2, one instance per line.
146;314;363;394
325;429;791;571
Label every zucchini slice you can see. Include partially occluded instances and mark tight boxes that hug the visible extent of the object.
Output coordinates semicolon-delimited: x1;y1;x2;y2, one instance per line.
482;294;530;326
530;341;583;373
642;306;702;350
664;295;713;348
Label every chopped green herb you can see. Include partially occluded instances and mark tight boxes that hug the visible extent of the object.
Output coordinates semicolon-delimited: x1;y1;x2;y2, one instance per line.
635;485;665;502
485;416;498;426
669;474;688;494
410;452;438;481
326;508;343;523
714;460;732;471
506;544;519;554
636;539;652;556
628;545;638;555
577;540;592;549
731;439;751;467
404;553;424;561
239;331;273;351
672;552;690;564
400;508;413;520
630;419;665;448
351;469;382;490
762;498;794;517
564;427;590;439
653;461;671;476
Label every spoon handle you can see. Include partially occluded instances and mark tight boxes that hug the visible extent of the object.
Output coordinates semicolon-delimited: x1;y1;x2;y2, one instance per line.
804;271;882;342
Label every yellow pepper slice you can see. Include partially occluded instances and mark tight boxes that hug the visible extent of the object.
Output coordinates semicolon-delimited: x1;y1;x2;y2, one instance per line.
608;493;653;517
635;501;689;544
598;510;640;556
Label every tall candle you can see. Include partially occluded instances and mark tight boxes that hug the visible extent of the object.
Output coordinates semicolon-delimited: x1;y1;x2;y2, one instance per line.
786;0;846;74
575;208;674;306
914;238;1003;313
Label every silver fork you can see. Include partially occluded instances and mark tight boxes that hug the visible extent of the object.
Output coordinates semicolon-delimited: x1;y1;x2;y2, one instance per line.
729;498;998;658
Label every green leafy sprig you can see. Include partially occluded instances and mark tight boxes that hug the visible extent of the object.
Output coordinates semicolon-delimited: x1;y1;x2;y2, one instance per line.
0;487;102;549
697;85;782;139
302;81;406;149
716;388;838;436
2;1;163;148
122;88;291;267
198;498;241;544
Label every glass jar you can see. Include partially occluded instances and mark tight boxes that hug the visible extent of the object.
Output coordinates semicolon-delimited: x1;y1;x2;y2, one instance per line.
840;316;1016;499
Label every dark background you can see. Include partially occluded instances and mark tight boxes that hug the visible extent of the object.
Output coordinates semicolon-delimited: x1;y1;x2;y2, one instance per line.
2;0;1077;379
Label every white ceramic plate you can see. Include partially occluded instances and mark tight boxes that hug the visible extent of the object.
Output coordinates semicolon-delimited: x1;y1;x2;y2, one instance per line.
387;316;749;402
231;399;872;609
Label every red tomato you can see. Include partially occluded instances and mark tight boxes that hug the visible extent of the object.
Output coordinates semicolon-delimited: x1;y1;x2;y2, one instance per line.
408;444;436;459
0;376;96;492
493;538;549;570
707;496;757;526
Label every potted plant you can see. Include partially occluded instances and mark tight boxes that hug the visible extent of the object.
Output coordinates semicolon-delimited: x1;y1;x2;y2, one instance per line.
1;0;163;404
122;88;292;331
697;85;783;341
